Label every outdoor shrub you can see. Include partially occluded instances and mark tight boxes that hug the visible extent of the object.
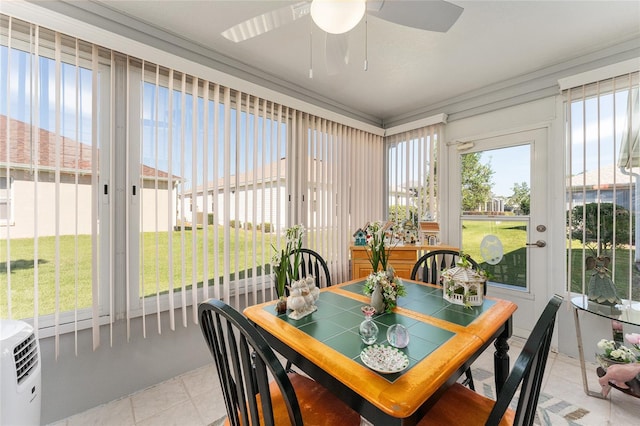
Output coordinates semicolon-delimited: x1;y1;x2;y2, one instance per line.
260;222;273;233
229;219;242;228
567;202;634;251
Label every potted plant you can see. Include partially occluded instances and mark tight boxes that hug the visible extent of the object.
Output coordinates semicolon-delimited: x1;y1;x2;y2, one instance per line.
596;338;639;369
271;224;305;313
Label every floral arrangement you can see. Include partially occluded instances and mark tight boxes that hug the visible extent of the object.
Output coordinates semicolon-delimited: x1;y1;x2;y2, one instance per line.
271;224;305;298
363;270;407;313
364;221;394;272
596;338;638;364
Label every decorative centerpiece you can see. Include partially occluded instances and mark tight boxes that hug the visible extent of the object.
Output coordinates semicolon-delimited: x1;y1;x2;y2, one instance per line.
361;221;405;313
286;276;319;320
271;224;305;313
363;270;406;314
441;255;486;308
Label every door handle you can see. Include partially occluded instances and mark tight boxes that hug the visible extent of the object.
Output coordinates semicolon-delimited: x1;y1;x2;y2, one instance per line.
526;240;546;248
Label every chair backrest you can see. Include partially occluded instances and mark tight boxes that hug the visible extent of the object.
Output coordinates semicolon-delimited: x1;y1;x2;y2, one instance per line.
198;299;304;426
411;249;480;285
486;294;563;426
289;248;332;288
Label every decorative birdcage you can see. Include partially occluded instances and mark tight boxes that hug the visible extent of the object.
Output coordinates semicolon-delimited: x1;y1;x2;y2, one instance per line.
441;264;486;308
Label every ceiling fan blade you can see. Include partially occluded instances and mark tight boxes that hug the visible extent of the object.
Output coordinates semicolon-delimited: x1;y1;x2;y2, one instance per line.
368;0;464;33
323;33;350;76
221;1;311;42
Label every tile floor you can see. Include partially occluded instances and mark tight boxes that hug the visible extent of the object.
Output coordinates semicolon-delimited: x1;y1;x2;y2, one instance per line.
51;337;639;426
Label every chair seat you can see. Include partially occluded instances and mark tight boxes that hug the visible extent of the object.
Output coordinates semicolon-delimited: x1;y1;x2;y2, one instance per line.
224;373;361;426
417;383;515;426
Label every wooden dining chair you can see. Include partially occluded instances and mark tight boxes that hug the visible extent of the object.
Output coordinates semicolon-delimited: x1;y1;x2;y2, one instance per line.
198;298;360;426
411;249;481;389
284;248;332;372
289;248;332;288
417;294;563;426
411;249;483;294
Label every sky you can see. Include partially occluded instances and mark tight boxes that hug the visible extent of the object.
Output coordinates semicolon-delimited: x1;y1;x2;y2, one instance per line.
478;145;530;198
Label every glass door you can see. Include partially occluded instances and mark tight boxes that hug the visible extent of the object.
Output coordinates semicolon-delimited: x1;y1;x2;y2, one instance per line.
451;128;549;336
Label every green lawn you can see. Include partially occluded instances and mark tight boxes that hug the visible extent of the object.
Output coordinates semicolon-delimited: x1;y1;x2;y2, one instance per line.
1;226;277;320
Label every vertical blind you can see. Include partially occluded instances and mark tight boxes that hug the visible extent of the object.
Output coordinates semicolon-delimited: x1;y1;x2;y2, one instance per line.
564;71;639;304
302;113;384;283
386;125;441;226
1;14;385;355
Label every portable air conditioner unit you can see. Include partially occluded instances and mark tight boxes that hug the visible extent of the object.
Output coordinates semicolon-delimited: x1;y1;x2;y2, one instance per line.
1;319;41;426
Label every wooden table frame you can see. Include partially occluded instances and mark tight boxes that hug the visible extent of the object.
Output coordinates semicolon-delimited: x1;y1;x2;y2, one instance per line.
244;279;516;426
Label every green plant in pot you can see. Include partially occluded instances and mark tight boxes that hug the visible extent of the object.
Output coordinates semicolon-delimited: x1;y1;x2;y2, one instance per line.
271;224;305;313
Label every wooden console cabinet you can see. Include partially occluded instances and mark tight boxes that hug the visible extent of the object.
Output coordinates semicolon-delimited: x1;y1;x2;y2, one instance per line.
349;244;459;280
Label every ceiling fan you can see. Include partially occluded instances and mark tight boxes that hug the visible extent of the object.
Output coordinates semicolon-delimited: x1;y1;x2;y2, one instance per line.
222;0;464;42
221;0;463;75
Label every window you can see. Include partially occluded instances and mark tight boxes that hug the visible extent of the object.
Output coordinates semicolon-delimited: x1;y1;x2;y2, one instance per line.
564;72;640;303
1;15;112;352
0;176;13;225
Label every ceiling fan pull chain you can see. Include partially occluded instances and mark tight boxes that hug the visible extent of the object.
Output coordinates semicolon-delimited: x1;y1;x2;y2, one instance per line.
309;23;313;79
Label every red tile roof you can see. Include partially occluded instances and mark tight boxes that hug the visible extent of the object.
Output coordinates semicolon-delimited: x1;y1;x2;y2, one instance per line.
0;115;171;179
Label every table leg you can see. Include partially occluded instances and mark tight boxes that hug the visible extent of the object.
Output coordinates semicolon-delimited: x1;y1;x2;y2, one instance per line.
494;337;509;394
573;307;606;398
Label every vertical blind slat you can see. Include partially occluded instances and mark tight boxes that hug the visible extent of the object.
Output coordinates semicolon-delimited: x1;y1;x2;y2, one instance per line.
90;43;99;348
4;17;13;319
32;23;40;340
191;77;199;325
202;81;210;303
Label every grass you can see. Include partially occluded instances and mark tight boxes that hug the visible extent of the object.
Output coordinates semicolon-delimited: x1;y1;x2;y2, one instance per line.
1;226;277;320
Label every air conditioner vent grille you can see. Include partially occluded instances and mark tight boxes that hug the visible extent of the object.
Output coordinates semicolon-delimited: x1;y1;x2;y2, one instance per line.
13;333;38;385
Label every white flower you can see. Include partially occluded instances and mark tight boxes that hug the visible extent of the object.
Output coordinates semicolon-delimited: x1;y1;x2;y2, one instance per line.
597;339;616;352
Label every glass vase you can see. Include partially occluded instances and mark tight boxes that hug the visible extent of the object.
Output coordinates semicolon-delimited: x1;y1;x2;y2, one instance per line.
359;306;379;345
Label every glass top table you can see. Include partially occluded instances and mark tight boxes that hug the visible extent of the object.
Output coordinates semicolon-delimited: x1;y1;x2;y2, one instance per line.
571;294;640;326
571;294;640;399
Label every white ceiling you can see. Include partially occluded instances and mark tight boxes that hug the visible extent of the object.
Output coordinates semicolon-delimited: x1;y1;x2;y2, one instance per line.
34;1;640;126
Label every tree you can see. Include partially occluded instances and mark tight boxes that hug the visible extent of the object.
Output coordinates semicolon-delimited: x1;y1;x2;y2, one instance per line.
507;182;530;215
461;153;494;212
567;203;634;252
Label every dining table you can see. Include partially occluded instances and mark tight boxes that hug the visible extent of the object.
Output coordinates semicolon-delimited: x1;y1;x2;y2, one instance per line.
243;278;517;426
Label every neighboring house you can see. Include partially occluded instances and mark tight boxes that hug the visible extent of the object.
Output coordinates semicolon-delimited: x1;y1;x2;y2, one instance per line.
180;157;287;230
480;196;506;213
567;163;637;209
0;115;177;239
179;156;333;231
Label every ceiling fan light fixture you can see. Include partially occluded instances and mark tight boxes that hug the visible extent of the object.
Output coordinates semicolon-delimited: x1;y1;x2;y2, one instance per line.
310;0;366;34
